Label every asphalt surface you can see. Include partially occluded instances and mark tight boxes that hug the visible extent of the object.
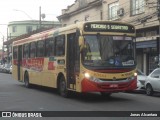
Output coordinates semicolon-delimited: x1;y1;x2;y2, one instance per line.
0;73;160;120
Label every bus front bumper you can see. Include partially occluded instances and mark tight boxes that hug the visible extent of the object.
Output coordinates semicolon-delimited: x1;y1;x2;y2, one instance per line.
81;78;137;93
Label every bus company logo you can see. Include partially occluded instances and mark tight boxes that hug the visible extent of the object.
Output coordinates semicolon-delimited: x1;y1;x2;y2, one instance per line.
112;77;116;81
2;112;11;117
2;112;42;118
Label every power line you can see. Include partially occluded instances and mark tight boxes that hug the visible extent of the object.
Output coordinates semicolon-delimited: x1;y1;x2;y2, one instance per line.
0;24;8;25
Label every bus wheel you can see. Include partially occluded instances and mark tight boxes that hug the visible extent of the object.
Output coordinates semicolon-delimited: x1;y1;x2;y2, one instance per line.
58;76;69;98
146;84;153;96
24;72;30;88
100;92;112;97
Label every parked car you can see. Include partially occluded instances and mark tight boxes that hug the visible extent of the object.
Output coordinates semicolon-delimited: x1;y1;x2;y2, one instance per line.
0;64;4;72
0;64;5;73
145;68;160;96
3;64;12;73
136;69;147;90
9;65;12;74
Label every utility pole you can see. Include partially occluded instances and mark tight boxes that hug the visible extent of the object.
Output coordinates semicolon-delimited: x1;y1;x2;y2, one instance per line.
2;36;4;60
6;27;9;63
157;0;160;66
39;6;42;29
147;0;160;66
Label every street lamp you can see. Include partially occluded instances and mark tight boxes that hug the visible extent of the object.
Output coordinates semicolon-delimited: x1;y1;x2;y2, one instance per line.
13;9;33;20
14;7;43;29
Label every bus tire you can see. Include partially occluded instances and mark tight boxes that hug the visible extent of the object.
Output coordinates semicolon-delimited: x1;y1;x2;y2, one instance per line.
24;72;31;88
58;76;69;98
100;92;112;97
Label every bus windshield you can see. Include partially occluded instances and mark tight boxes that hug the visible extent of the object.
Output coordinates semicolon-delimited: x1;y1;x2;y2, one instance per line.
82;35;135;68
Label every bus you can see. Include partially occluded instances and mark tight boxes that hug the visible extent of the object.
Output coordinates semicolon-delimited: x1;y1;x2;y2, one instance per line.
12;21;137;97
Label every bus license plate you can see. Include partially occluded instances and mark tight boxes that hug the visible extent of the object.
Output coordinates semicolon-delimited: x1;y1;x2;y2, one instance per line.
110;84;118;88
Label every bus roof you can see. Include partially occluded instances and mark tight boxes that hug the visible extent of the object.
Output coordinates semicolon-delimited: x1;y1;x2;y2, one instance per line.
12;21;135;46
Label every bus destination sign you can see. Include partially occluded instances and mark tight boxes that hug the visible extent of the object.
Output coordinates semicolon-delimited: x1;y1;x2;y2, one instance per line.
84;22;135;33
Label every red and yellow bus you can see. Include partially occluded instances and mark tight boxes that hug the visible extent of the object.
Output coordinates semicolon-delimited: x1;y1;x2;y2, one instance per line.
12;21;137;97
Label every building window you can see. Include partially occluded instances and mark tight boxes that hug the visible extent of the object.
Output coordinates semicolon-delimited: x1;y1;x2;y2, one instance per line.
26;26;32;33
131;0;145;15
63;24;67;27
12;26;17;33
78;0;87;8
108;2;119;20
100;10;103;20
85;15;89;21
74;20;79;23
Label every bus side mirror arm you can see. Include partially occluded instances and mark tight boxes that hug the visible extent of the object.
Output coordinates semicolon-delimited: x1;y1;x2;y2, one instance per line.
79;36;84;52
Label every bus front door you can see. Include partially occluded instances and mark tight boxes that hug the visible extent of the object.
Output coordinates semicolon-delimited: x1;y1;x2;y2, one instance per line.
67;33;80;90
17;45;22;81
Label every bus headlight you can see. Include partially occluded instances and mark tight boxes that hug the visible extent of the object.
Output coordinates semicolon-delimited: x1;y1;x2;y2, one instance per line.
84;73;91;79
128;73;137;81
134;72;137;77
84;72;101;83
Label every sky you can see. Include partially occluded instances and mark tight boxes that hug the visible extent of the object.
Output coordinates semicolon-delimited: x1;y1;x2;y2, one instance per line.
0;0;75;47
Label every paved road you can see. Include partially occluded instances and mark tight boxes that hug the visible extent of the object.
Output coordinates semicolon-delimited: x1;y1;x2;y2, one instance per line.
0;73;160;120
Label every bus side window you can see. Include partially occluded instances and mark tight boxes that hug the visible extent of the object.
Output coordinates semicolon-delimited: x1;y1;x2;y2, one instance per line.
30;42;36;58
13;46;18;59
55;35;65;56
23;44;29;58
50;38;55;56
37;40;45;57
45;39;50;57
45;37;55;57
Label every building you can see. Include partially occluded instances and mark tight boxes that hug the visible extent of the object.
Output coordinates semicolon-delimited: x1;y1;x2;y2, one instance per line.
0;49;7;62
57;0;158;75
57;0;102;26
8;20;61;40
4;20;61;64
